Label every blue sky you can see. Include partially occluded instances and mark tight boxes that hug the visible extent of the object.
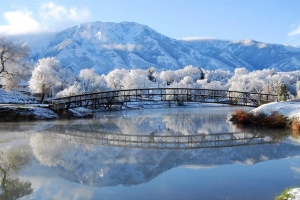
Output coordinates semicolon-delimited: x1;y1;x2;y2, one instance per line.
0;0;300;46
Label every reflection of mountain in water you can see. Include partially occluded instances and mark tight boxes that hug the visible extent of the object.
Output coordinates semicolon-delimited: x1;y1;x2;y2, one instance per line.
25;107;300;187
30;130;300;188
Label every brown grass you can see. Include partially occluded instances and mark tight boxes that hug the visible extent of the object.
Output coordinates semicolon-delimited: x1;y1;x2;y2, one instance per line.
230;110;287;128
291;117;300;138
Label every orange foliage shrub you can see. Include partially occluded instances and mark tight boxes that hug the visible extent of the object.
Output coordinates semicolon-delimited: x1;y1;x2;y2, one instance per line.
291;117;300;131
291;118;300;138
230;110;287;127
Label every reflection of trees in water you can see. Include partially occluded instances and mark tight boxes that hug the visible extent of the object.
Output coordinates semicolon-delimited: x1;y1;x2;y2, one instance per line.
102;112;240;135
162;113;235;135
0;146;33;200
59;111;240;136
237;127;292;141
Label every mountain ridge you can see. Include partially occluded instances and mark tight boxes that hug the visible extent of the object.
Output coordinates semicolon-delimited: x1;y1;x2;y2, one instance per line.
16;21;300;74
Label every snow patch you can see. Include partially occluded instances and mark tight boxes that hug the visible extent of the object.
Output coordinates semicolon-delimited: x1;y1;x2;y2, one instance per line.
54;39;72;51
258;43;267;49
94;31;101;40
288;188;300;200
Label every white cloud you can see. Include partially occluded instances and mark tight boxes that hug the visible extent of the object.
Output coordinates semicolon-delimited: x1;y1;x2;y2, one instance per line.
0;2;91;35
0;9;46;35
288;25;300;36
40;1;90;23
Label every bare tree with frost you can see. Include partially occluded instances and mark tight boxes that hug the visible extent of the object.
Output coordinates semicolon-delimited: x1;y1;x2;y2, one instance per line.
0;36;32;90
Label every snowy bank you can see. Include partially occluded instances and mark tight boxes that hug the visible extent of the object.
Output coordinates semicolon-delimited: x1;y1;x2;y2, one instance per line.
0;89;95;121
0;105;58;121
0;89;38;104
250;101;300;121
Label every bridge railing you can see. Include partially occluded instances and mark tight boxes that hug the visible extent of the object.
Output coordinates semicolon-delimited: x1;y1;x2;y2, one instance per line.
49;88;278;110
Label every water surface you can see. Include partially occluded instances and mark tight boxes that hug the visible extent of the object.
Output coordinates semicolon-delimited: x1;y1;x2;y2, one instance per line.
0;106;299;200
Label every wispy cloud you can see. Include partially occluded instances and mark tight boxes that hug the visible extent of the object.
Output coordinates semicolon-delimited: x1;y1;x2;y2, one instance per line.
102;43;143;51
40;2;90;24
0;1;91;35
288;25;300;36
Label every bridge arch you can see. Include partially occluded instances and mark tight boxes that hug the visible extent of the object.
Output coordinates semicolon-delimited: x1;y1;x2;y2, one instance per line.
49;88;278;111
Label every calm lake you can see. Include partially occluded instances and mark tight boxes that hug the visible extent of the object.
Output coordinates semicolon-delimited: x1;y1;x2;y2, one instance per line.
0;106;300;200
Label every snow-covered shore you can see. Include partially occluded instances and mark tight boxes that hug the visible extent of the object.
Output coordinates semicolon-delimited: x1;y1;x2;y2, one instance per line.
0;89;95;120
251;101;300;121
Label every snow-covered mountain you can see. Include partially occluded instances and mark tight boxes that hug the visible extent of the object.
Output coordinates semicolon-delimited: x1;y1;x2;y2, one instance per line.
20;21;300;74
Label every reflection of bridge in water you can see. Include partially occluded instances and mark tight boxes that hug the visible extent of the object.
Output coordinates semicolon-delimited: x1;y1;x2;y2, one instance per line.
52;130;280;149
49;88;278;111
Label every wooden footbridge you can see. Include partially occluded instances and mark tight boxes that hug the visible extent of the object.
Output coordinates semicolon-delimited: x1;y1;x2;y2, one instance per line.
51;130;279;149
49;88;278;111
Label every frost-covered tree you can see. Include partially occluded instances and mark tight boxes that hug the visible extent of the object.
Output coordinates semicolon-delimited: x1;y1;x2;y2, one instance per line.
196;79;228;90
0;36;31;89
228;68;273;93
1;60;34;91
29;57;64;102
105;68;127;89
122;69;154;89
227;67;300;98
160;70;176;85
77;68;107;92
148;66;157;82
56;68;107;97
205;69;232;85
296;79;300;99
174;65;204;82
277;81;288;101
180;76;194;85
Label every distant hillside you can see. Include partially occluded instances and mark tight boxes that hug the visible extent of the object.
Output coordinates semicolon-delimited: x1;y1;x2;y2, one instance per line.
17;21;300;75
